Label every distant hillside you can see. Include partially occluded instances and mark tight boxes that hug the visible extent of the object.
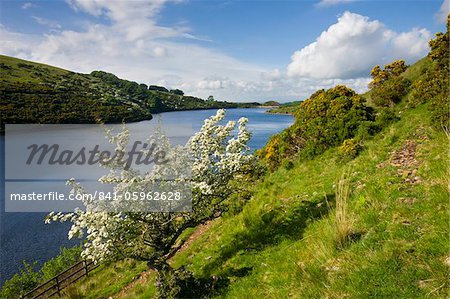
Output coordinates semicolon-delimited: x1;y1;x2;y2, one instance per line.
0;55;258;131
261;100;281;107
267;101;302;114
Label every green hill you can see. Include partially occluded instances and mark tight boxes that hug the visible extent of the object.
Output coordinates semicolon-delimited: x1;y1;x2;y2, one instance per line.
0;55;153;126
0;55;253;131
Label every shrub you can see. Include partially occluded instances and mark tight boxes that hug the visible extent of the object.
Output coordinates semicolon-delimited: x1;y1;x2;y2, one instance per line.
259;85;374;168
155;266;226;299
338;139;362;160
368;60;410;107
355;121;381;141
40;246;82;281
0;246;81;299
17;62;33;69
282;160;295;170
409;15;449;132
430;93;449;132
0;262;40;299
371;76;410;107
369;60;408;89
375;108;400;129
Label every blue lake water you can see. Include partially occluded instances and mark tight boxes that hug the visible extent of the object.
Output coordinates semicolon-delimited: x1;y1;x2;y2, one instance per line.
0;108;293;285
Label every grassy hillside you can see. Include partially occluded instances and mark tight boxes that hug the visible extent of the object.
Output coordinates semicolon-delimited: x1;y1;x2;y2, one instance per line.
168;104;448;298
0;55;256;130
55;102;448;299
0;55;70;84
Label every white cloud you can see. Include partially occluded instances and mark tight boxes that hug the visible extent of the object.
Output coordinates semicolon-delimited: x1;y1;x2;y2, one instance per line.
153;46;169;58
392;28;431;59
32;16;62;29
287;11;431;79
66;0;181;40
0;22;265;100
181;33;213;42
198;77;230;90
316;0;356;8
261;69;282;81
21;2;37;9
436;0;449;23
0;25;40;58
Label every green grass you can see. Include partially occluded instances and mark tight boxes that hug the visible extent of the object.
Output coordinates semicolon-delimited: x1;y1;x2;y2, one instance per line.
69;103;448;298
176;104;448;298
401;57;431;82
0;54;70;84
61;259;148;299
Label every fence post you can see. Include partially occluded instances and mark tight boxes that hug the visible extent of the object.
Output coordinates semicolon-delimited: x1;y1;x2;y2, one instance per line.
84;260;89;276
55;276;61;297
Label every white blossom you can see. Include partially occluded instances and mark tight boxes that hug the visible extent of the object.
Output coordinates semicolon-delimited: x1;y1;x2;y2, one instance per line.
46;109;254;264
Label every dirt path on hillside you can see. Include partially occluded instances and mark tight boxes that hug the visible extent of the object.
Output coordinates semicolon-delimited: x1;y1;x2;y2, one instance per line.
113;220;215;298
113;269;155;299
390;140;422;184
176;220;213;254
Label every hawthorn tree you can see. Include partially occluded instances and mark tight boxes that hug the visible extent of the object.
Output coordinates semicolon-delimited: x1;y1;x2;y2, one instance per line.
46;109;255;297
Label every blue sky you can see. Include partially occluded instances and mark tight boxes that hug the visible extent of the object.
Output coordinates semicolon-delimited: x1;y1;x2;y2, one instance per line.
0;0;448;101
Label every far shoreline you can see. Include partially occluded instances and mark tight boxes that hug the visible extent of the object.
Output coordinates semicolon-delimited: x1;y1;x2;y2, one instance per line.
265;110;293;115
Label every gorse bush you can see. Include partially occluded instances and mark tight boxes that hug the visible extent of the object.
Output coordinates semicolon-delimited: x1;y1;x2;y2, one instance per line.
371;76;410;107
296;86;373;154
369;60;410;107
355;121;381;141
258;85;374;168
409;15;449;131
338;139;361;160
375;108;400;128
369;60;408;89
259;27;450;170
260;129;298;168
